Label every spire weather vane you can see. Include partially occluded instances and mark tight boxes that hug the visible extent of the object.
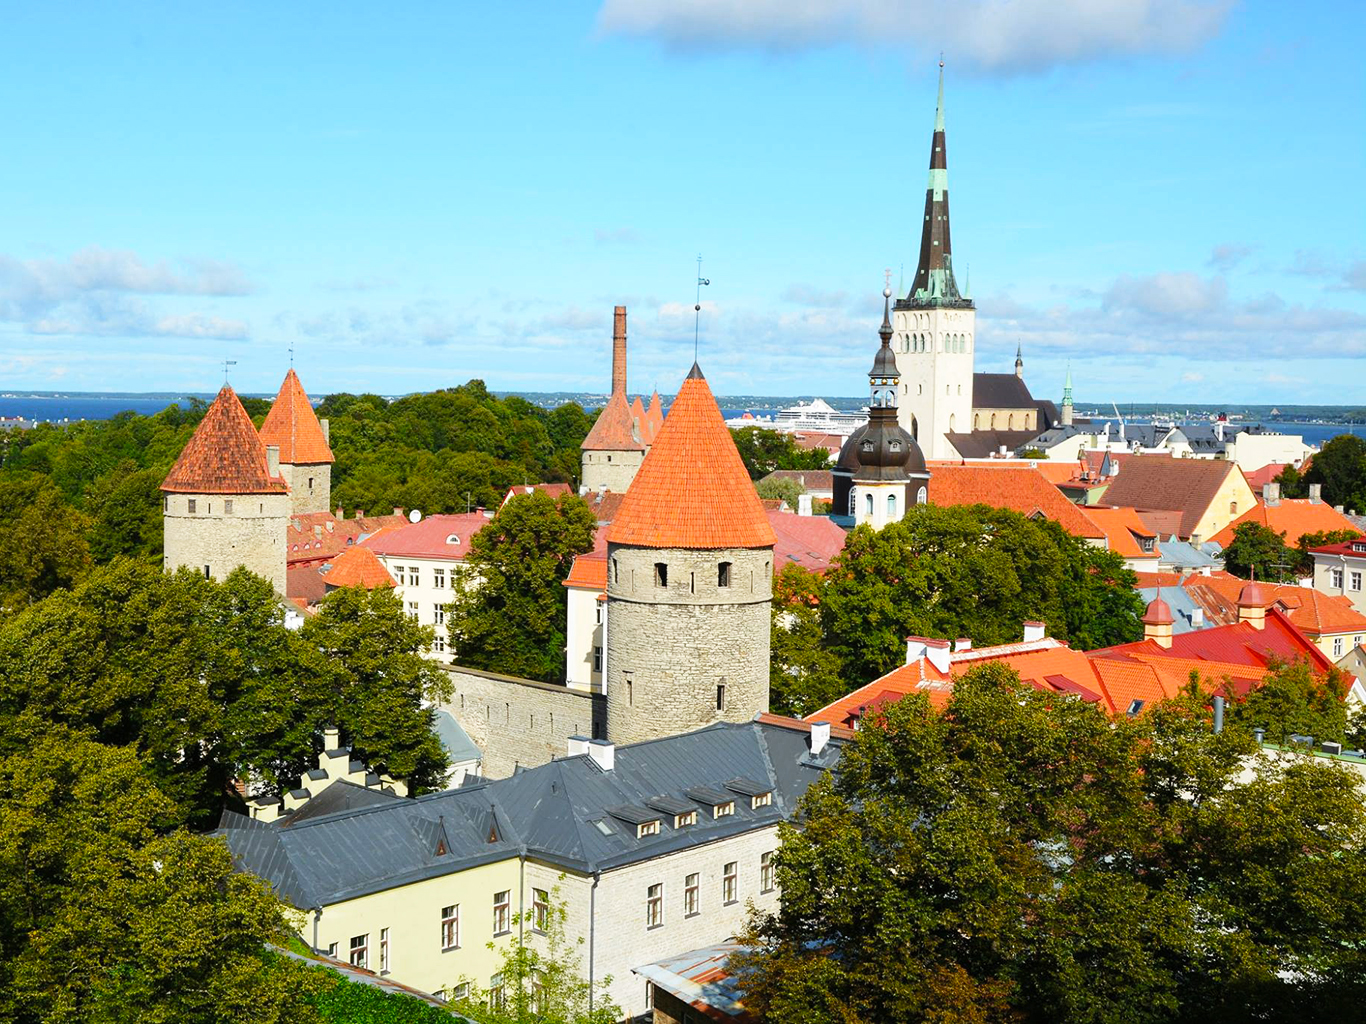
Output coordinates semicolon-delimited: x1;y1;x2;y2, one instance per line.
694;254;710;362
222;359;237;385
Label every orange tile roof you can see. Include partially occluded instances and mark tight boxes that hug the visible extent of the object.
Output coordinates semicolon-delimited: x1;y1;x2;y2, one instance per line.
581;390;645;452
1185;574;1366;636
607;368;777;550
501;483;572;508
928;466;1105;539
563;552;608;590
285;511;409;567
1083;505;1161;560
1098;456;1245;539
1208;498;1360;548
1243;463;1289;490
647;391;664;435
258;369;335;465
631;396;651;443
161;386;289;495
925;458;1077;485
323;545;395;589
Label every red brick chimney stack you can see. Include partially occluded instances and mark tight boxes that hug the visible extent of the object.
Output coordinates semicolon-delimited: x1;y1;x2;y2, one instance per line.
612;305;627;396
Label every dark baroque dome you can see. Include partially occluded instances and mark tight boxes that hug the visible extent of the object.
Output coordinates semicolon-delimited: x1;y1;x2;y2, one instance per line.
836;419;926;482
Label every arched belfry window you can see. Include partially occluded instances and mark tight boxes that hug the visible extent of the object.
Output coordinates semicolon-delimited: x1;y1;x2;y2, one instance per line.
865;493;873;516
887;492;897;517
916;486;927;504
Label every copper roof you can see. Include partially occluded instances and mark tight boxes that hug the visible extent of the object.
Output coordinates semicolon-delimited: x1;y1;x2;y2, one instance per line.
161;386;289;495
581;390;645;452
258;369;335;465
607;369;776;550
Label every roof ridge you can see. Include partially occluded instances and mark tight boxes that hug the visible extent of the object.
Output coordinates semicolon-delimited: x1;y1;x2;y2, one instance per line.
259;369;335;465
161;385;290;495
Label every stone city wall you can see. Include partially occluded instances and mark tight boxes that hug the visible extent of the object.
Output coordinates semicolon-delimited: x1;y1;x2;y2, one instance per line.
163;491;289;593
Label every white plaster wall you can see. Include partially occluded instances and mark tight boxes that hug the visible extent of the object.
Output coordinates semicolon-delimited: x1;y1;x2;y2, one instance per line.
565;585;605;692
892;305;975;461
374;554;464;659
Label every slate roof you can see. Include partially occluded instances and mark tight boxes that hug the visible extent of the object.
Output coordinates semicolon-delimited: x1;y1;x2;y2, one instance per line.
161;386;290;495
608;368;777;550
972;372;1035;410
433;710;483;766
1098;455;1246;539
219;719;841;906
258;369;334;465
946;429;1044;459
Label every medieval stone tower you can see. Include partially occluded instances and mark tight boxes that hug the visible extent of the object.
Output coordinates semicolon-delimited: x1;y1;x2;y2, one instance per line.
258;368;334;515
580;306;647;494
892;64;976;460
161;385;289;592
603;363;776;746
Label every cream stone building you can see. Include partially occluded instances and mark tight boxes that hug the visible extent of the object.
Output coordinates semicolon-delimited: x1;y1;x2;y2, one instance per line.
160;385;290;592
221;716;844;1019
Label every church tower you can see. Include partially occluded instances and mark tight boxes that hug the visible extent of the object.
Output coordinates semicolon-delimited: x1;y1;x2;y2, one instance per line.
603;363;776;746
161;385;290;592
892;64;976;460
580;306;647;493
1061;363;1074;426
258;369;334;515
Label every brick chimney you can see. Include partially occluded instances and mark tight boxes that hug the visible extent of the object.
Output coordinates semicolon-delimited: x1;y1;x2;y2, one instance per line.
612;305;627;396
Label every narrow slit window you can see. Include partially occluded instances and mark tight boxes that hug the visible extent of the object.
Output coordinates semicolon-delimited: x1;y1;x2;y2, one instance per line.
718;561;732;587
654;562;668;587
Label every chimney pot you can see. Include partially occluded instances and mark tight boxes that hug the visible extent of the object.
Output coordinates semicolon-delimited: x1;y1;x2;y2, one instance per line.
954;637;972;652
798;493;813;517
356;509;365;519
265;444;280;477
393;507;403;517
313;524;322;538
905;636;929;665
1022;621;1047;643
1262;482;1280;505
336;506;344;519
810;721;831;756
924;639;951;674
1308;483;1322;503
566;735;590;758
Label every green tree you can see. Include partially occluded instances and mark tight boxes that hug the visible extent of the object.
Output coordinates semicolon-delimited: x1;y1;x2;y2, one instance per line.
1223;658;1352;745
0;473;91;613
755;475;803;510
769;564;844;717
736;665;1366;1023
1304;434;1366;512
447;492;596;683
85;462;165;562
730;427;830;480
453;885;620;1024
1295;527;1361;572
1219;521;1296;581
1274;461;1307;499
0;733;326;1024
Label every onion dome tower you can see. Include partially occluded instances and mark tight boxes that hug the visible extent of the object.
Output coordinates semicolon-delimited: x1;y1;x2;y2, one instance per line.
603;362;777;746
833;285;930;530
259;369;335;515
161;385;290;592
581;306;646;493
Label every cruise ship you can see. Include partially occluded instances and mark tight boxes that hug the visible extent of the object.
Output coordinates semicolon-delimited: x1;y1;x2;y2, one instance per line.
726;398;866;435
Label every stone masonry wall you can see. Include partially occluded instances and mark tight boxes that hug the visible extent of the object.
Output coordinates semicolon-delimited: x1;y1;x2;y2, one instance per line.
442;666;606;779
605;545;772;747
279;461;331;515
163;491;289;593
580;448;643;494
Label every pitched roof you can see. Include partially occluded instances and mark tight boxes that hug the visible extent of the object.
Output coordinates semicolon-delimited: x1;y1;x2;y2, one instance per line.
563;552;608;590
1180;574;1366;637
926;458;1077;485
1083;505;1160;561
631;396;651;443
286;566;328;606
1209;498;1360;548
1309;536;1366;559
581;390;645;452
361;512;492;562
927;466;1105;539
766;510;847;573
608;369;777;550
323;546;396;589
972;372;1036;409
1097;456;1244;538
945;429;1042;459
258;369;334;465
1244;463;1289;490
161;386;289;494
285;510;409;567
501;483;572;508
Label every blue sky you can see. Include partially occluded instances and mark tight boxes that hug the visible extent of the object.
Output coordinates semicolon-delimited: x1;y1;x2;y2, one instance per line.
0;1;1362;403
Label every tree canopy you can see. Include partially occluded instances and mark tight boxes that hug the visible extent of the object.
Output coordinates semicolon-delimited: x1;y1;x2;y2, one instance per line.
737;663;1366;1023
730;426;831;480
447;491;597;683
1293;434;1366;512
1222;521;1359;581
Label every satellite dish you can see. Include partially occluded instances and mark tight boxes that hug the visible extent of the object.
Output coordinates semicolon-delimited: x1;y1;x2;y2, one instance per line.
408;509;422;523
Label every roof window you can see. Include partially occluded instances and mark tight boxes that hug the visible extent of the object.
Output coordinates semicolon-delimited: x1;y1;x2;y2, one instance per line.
447;534;460;545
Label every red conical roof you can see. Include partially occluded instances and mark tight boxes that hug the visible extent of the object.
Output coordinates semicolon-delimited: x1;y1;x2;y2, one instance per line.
1141;596;1174;626
161;386;289;495
581;390;645;452
324;545;395;589
607;367;776;550
259;369;334;464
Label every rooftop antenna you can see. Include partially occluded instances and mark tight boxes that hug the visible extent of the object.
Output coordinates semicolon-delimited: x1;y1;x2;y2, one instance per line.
693;254;710;363
222;359;237;385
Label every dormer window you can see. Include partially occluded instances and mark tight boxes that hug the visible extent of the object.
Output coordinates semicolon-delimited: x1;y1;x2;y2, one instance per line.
751;792;772;809
674;811;696;828
889;440;901;452
446;534;460;545
637;820;660;839
861;440;874;452
714;801;734;818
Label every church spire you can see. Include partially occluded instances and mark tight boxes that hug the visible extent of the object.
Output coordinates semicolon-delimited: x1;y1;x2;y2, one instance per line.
1015;342;1023;378
904;61;971;311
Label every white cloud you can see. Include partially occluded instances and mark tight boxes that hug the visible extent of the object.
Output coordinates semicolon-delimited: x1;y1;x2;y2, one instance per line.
1207;243;1254;271
152;314;249;340
596;0;1234;74
1342;261;1366;293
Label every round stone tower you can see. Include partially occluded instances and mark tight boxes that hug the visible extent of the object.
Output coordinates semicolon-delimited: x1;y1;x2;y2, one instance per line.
161;385;290;593
604;363;777;746
258;368;335;515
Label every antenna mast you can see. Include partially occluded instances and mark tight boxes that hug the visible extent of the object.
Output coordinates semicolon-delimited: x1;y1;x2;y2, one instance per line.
694;254;710;362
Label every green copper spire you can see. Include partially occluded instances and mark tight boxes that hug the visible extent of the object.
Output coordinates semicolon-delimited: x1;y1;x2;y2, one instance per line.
1063;362;1073;405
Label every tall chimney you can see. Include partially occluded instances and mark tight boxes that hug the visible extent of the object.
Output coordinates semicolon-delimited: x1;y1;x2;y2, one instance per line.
612;306;627;396
320;418;330;444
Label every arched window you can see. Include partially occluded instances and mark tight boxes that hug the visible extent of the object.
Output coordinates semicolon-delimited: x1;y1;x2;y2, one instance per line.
887;492;897;517
865;493;874;516
849;489;858;516
990;414;997;428
1230;501;1238;514
949;414;956;431
916;486;928;505
974;414;980;429
1008;414;1015;430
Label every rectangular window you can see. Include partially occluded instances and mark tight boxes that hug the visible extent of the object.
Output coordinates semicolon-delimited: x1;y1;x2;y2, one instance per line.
308;476;315;491
393;565;404;577
433;636;446;654
188;499;197;514
684;873;699;915
203;565;211;579
715;801;734;818
441;904;459;950
761;852;775;892
451;983;468;1001
407;601;419;619
612;558;619;584
326;942;338;958
349;933;368;970
433;568;445;589
1353;571;1362;592
593;646;602;673
654;562;668;587
751;791;772;809
716;684;726;712
723;862;738;904
224;499;233;514
636;819;660;838
163;496;168;511
646;883;663;927
533;888;550;932
409;570;419;586
626;673;633;706
434;604;445;625
379;927;389;973
1334;637;1344;657
675;810;696;828
493;890;511;934
1332;568;1345;588
718;561;732;587
595;603;603;624
489;973;506;1011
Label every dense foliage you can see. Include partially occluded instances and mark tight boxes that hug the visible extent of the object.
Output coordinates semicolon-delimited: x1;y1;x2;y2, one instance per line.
0;560;450;827
737;663;1366;1023
310;973;459;1024
1278;434;1366;511
0;383;595;609
1222;521;1359;581
730;426;831;479
447;492;597;683
1224;658;1353;745
769;504;1145;708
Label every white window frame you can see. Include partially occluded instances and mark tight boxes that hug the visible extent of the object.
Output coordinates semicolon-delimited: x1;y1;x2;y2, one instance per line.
1352;571;1363;592
441;904;459;951
379;927;389;973
761;851;775;892
1334;636;1344;657
434;604;445;625
751;792;772;809
493;890;511;935
714;801;734;818
722;862;738;904
532;887;550;932
646;883;663;928
1332;568;1345;589
349;933;368;970
433;567;446;589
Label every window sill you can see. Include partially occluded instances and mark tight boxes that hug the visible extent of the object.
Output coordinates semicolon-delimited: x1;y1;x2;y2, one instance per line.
493;930;511;938
647;923;663;931
685;911;700;919
441;946;461;953
723;900;738;907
